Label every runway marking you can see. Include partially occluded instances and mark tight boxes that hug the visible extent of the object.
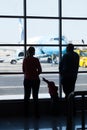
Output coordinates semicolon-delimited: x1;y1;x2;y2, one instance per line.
0;84;87;89
0;93;50;100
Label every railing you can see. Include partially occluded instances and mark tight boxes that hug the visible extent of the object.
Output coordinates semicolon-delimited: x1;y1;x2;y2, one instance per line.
67;91;87;130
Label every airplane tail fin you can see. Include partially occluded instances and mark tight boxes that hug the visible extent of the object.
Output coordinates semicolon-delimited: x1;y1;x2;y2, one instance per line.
19;18;24;42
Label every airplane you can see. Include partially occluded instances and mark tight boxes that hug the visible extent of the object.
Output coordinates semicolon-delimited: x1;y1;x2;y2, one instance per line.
1;18;87;64
23;35;67;63
0;19;68;64
18;18;68;63
36;35;67;56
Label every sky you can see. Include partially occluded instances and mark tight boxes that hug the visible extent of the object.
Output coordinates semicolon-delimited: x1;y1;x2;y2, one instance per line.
0;0;87;43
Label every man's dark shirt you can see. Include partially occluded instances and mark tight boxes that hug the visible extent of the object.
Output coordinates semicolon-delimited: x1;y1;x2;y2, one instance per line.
59;51;79;78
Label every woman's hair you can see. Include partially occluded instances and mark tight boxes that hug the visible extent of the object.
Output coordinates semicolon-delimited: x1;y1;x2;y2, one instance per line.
27;46;35;56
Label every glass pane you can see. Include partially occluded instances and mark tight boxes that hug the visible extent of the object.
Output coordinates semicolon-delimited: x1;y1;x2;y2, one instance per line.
23;46;59;72
74;46;87;71
0;74;59;100
39;49;59;72
62;0;87;17
39;74;59;99
0;18;24;43
75;73;87;92
62;73;87;98
62;20;87;44
60;45;87;72
27;0;58;17
0;0;23;16
60;46;87;97
27;19;59;41
0;46;24;72
62;73;87;97
0;74;24;100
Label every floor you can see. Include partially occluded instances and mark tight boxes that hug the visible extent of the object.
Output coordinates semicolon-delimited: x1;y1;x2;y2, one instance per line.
0;113;87;130
0;115;66;130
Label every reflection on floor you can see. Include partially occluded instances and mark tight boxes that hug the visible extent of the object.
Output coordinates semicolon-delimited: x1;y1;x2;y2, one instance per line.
0;116;66;130
0;112;87;130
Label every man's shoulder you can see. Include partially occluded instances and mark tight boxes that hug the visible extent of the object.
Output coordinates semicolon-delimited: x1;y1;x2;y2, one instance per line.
62;53;68;58
73;51;79;57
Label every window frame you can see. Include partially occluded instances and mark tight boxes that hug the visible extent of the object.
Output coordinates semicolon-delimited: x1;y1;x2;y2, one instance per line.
0;0;86;99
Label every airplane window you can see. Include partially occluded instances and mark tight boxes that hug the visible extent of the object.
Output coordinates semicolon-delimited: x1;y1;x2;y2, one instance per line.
18;52;24;57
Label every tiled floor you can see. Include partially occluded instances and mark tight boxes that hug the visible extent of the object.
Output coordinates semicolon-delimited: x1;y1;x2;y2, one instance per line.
0;113;87;130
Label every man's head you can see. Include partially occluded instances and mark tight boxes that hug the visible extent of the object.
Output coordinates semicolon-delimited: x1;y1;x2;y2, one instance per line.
66;43;74;52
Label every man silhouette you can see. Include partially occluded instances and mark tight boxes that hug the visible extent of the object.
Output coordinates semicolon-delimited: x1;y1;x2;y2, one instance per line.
59;43;79;98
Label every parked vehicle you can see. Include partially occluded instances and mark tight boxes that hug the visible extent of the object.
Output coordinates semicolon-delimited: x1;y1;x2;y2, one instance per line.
74;49;87;67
